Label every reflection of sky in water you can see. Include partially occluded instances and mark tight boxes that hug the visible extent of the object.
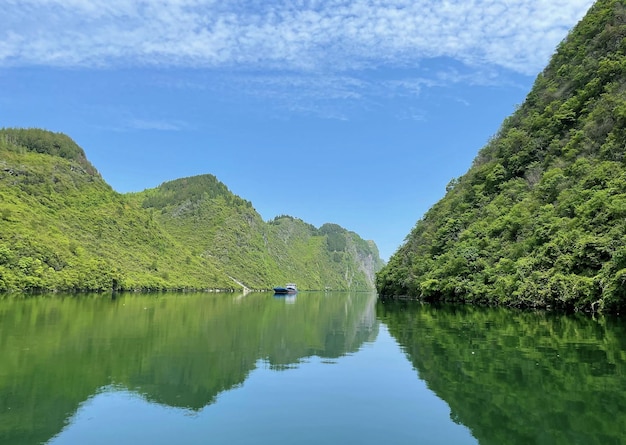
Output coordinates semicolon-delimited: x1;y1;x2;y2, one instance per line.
48;326;476;445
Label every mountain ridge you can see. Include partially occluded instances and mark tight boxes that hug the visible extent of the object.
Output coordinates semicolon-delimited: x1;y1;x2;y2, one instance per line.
133;175;384;290
0;128;384;292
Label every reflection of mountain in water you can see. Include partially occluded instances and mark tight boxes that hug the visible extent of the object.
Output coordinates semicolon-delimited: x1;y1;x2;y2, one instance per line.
0;291;378;445
378;301;626;445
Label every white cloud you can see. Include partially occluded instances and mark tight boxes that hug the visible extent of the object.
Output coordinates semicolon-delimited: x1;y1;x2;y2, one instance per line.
2;0;594;74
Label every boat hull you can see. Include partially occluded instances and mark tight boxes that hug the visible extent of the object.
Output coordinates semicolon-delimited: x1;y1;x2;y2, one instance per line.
273;288;296;294
273;284;297;294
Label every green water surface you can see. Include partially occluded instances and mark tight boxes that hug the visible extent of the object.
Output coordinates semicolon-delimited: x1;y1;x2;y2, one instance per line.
1;292;625;444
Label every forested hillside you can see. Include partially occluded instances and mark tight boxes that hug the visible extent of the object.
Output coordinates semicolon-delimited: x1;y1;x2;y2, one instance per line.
0;128;383;292
134;177;384;290
0;129;234;291
376;0;626;312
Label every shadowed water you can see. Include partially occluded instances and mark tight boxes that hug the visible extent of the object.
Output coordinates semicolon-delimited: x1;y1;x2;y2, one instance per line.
377;300;626;445
1;292;625;444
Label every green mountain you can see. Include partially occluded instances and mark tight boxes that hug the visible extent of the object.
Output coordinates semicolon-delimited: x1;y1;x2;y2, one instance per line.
0;128;235;291
376;0;626;312
0;128;383;292
133;177;384;290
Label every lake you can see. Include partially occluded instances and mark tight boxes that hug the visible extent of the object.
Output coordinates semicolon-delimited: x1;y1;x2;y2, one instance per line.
1;291;625;445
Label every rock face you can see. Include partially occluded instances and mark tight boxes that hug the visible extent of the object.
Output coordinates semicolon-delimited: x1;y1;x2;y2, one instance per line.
376;0;626;312
354;240;383;288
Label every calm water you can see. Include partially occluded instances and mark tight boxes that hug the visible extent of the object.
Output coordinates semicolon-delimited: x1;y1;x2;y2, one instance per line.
1;292;625;445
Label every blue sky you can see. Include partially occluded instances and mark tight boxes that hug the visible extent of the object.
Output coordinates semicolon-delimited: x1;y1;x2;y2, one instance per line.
2;0;595;261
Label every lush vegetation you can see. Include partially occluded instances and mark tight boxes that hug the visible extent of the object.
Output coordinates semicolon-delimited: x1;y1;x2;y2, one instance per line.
0;129;383;292
133;177;384;290
0;129;233;292
377;0;626;312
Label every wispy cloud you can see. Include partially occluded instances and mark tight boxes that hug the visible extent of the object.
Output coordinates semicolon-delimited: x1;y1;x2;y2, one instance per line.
3;0;594;75
2;0;595;121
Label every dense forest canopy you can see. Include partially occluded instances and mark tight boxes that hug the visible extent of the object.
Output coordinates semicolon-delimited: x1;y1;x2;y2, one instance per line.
376;0;626;313
139;174;252;210
0;128;383;293
1;128;97;175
